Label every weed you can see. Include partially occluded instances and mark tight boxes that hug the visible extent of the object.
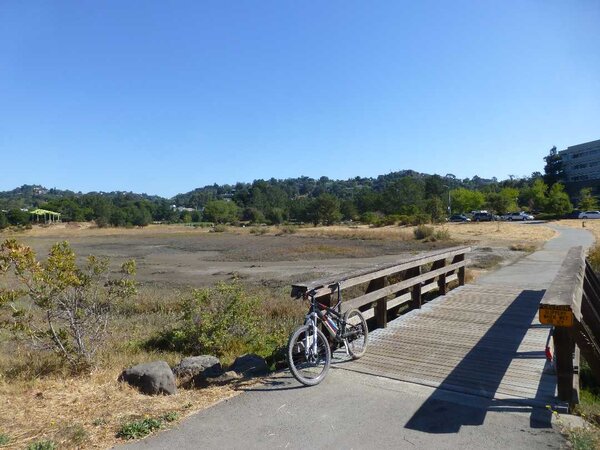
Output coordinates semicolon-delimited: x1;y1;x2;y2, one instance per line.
162;412;179;422
27;441;57;450
117;417;163;440
93;417;108;426
566;427;600;450
0;434;9;446
59;423;88;446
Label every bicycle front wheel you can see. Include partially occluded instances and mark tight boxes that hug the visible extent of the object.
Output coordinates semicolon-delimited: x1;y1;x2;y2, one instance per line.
287;325;331;386
343;309;368;359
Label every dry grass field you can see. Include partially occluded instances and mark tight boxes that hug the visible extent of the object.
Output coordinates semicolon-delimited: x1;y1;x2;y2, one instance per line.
0;221;558;449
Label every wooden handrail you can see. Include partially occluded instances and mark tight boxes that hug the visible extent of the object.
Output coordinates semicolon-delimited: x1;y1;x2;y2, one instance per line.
539;246;600;410
291;245;471;328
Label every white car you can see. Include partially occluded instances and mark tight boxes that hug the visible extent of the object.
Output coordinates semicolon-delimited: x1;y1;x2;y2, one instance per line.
579;211;600;219
503;212;534;221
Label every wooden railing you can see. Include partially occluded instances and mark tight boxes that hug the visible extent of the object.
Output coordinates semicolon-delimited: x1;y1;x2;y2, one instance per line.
539;246;600;409
291;246;471;328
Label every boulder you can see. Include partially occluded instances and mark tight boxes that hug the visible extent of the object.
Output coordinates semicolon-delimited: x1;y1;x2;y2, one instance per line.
229;354;268;377
173;355;223;381
118;361;177;395
196;370;241;386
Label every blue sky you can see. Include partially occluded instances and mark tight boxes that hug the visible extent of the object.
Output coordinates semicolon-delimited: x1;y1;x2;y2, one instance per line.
1;1;599;197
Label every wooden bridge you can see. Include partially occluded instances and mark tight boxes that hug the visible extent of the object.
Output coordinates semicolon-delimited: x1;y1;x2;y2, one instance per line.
292;245;600;411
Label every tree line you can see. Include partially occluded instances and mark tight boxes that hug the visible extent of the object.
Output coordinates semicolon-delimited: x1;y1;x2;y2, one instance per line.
2;164;591;229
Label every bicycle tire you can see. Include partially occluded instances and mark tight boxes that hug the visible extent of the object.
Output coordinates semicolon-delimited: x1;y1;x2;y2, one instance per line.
287;325;331;386
343;309;368;359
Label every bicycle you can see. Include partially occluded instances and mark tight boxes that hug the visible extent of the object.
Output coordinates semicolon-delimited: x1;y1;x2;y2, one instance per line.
287;283;368;386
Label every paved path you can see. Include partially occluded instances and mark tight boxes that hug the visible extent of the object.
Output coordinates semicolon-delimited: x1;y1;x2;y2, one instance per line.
119;224;594;450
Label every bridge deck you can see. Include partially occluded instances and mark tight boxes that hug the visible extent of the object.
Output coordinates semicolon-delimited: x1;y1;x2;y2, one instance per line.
338;284;558;406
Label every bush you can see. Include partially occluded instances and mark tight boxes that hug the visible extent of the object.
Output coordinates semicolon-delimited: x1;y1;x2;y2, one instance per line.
249;226;268;235
414;225;435;240
410;213;431;225
146;283;304;364
433;228;451;241
279;225;298;234
0;240;136;372
589;245;600;274
212;224;228;232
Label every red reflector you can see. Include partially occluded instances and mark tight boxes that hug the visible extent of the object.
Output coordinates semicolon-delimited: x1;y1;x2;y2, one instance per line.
545;346;552;360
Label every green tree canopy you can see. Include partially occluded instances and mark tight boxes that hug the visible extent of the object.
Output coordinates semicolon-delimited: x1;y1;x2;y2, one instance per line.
451;188;485;214
203;200;240;224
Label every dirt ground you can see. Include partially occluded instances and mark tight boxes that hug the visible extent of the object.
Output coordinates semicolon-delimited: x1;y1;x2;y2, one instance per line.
0;222;556;290
0;221;558;449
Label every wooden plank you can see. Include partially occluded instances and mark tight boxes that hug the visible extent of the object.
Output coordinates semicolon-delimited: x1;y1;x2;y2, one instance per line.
539;246;585;324
291;246;471;297
342;260;467;310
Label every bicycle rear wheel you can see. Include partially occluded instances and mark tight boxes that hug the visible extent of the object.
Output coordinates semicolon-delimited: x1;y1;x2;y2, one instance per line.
343;309;368;359
287;325;331;386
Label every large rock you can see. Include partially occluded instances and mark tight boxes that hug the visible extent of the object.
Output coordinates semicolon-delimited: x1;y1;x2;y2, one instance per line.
118;361;177;395
229;354;268;377
195;370;241;386
173;355;223;381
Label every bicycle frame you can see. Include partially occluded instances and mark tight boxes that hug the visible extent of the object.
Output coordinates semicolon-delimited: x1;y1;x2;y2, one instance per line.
303;284;348;357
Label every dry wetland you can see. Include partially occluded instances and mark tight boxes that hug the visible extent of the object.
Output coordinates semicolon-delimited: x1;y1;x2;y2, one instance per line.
0;221;557;449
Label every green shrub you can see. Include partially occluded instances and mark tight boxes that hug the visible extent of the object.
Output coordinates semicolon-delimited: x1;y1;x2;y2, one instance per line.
145;283;304;364
0;240;136;372
411;213;431;225
0;434;9;446
588;245;600;274
117;418;163;440
27;441;57;450
162;412;179;422
279;225;298;234
212;224;228;232
249;226;268;235
413;225;435;240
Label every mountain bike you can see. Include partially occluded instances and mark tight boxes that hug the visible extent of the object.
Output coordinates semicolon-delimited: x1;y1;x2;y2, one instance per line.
287;283;368;386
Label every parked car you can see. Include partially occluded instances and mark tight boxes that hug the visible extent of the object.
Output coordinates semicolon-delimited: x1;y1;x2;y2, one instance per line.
472;212;497;222
578;211;600;219
502;212;534;221
448;214;471;222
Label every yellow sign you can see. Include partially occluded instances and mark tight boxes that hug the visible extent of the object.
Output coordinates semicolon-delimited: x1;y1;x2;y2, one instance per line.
539;306;573;327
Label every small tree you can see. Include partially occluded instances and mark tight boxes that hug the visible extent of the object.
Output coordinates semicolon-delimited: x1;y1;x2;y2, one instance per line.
546;183;573;216
0;240;136;371
579;188;599;211
203;200;240;224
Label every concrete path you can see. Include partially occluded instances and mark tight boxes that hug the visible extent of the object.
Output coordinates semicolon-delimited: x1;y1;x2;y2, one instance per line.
119;224;594;450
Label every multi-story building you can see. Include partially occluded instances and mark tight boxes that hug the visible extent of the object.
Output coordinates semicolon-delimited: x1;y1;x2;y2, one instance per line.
559;139;600;195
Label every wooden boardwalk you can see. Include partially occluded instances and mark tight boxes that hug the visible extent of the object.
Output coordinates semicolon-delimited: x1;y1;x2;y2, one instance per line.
338;284;557;406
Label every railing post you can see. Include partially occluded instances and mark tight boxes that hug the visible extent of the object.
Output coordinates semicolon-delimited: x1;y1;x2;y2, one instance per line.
431;259;447;295
407;267;421;309
553;327;575;402
453;254;466;286
367;277;387;328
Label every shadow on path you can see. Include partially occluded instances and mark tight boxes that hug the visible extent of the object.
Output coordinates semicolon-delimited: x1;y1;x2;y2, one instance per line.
405;289;555;434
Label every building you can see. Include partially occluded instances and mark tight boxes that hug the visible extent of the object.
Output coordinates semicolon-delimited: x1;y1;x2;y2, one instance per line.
559;139;600;196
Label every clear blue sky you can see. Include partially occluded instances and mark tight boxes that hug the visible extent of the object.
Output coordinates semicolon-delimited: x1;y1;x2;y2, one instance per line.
1;1;599;197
